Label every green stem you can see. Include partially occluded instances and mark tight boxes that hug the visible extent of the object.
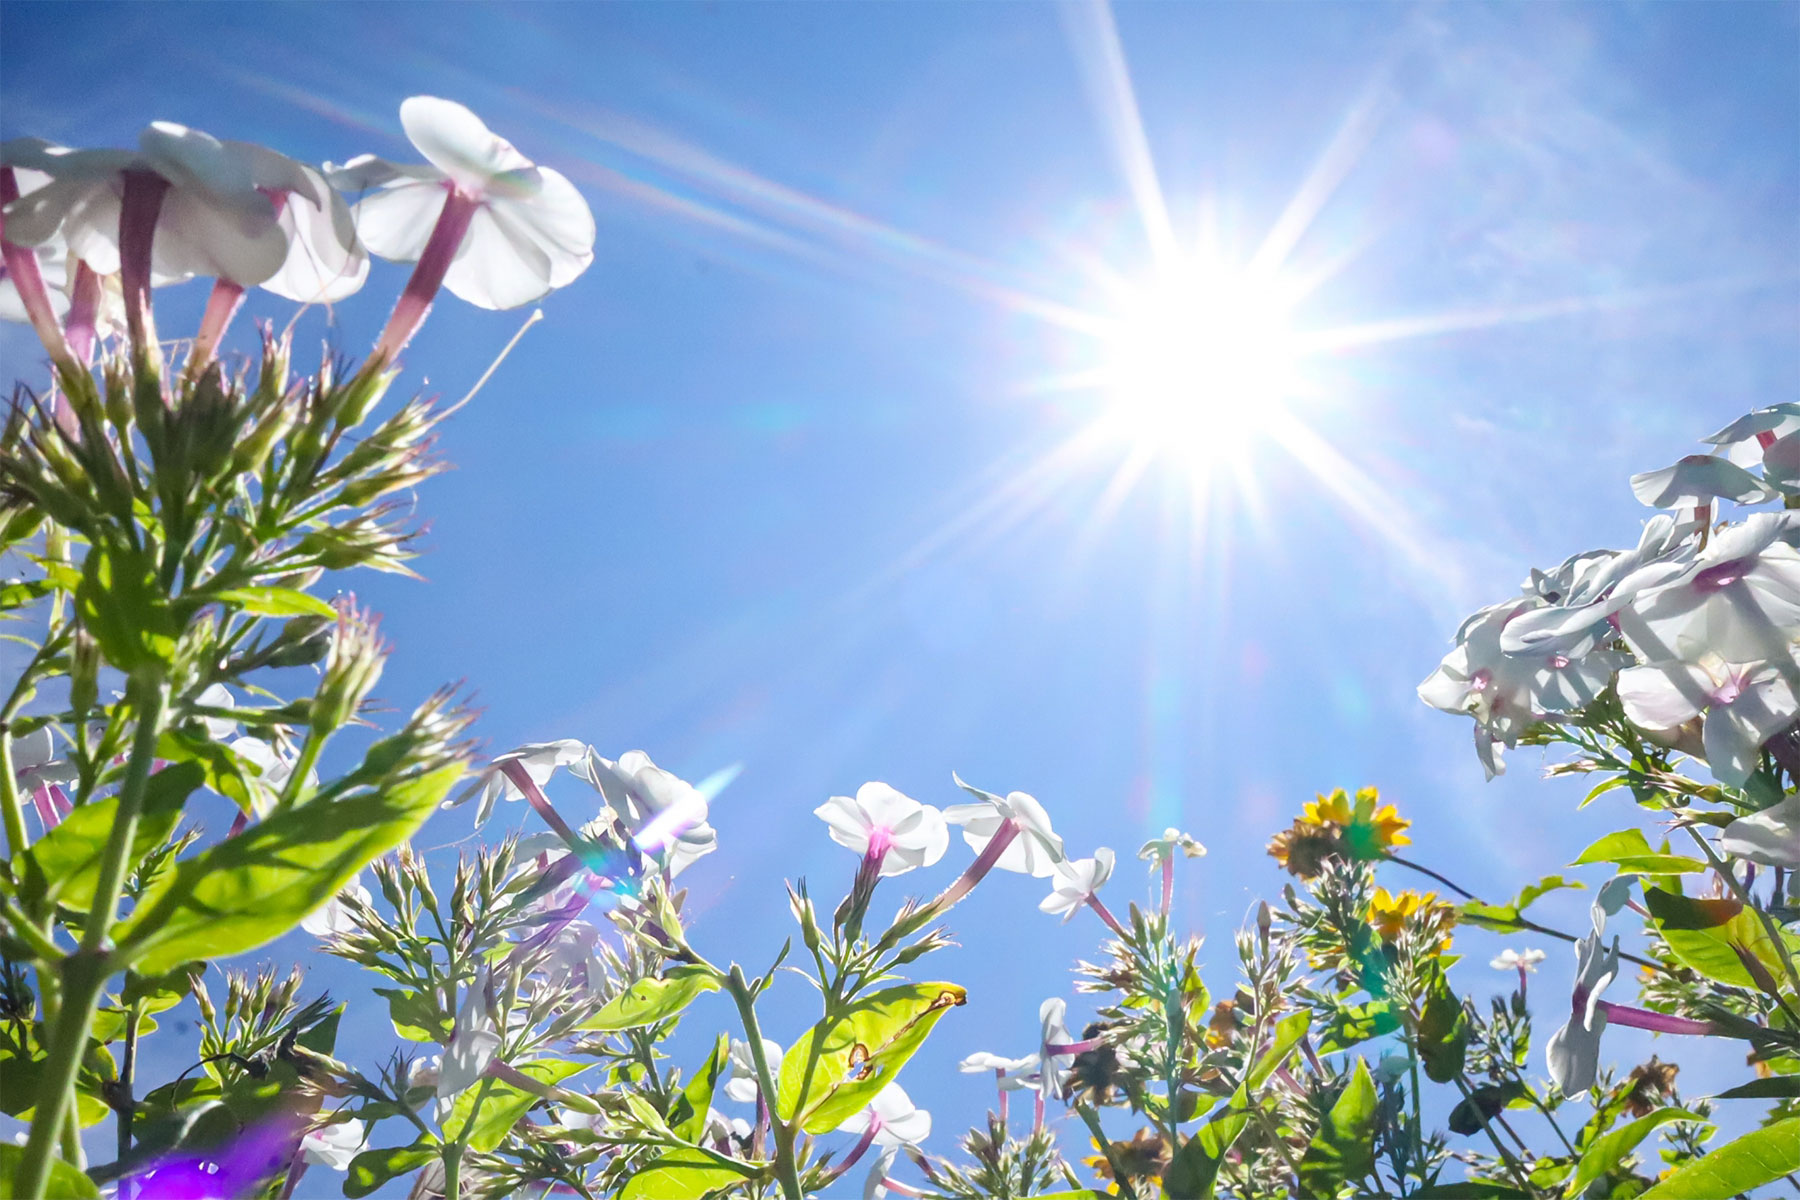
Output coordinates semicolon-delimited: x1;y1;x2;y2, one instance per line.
0;732;27;859
14;672;168;1200
0;894;61;961
443;1143;462;1200
1075;1102;1138;1200
726;964;801;1200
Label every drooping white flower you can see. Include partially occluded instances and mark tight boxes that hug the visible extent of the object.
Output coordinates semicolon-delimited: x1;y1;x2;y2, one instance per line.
1629;454;1776;509
329;96;594;312
814;783;949;877
721;1037;782;1104
943;775;1065;877
1615;513;1800;665
580;749;718;876
1545;932;1619;1095
1040;849;1115;921
1617;655;1799;787
1721;795;1800;867
298;1119;365;1171
839;1083;931;1148
1704;404;1800;468
300;876;372;938
1488;948;1545;973
436;973;501;1115
456;739;586;825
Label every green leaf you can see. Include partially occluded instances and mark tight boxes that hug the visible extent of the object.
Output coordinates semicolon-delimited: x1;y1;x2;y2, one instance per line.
16;761;204;911
1418;972;1469;1084
344;1144;437;1199
113;763;460;974
1298;1058;1378;1198
672;1034;730;1143
442;1059;588;1153
75;544;180;671
121;964;196;1016
156;728;253;812
1459;874;1586;931
1316;1000;1398;1053
0;1142;100;1198
1239;1011;1310;1099
577;964;720;1032
1564;1108;1704;1197
1641;1118;1800;1199
1643;887;1798;988
1714;1076;1800;1100
1573;829;1705;876
776;982;967;1133
374;987;450;1043
618;1148;751;1200
212;585;337;619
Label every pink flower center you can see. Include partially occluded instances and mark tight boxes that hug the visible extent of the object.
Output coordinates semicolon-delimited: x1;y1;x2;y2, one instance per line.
1547;654;1570;670
1693;558;1750;593
1710;670;1748;707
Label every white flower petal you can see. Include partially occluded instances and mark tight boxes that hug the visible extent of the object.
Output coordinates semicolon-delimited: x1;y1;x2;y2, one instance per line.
400;96;534;192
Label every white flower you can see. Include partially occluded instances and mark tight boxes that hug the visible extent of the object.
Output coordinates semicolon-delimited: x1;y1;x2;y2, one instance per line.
958;1051;1037;1075
1501;520;1694;657
1721;795;1800;867
943;775;1065;877
1616;513;1800;665
300;877;372;937
864;1146;899;1200
539;920;605;993
721;1037;782;1104
298;1119;364;1171
1035;997;1084;1097
814;783;949;877
11;725;75;794
1591;876;1635;936
456;739;586;825
1419;600;1627;778
1040;849;1114;921
702;1109;752;1147
1705;404;1800;467
1617;655;1798;787
1545;933;1619;1094
1488;948;1545;973
436;973;501;1115
194;683;239;741
580;749;718;877
406;1054;440;1091
5;124;360;293
328;97;594;310
229;735;313;813
1138;827;1206;866
1629;454;1776;509
839;1083;931;1148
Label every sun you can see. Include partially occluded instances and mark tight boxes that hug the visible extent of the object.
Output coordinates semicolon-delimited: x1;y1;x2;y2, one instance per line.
1091;256;1303;470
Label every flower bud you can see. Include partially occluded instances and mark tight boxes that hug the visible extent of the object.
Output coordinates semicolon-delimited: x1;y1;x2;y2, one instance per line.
311;600;387;736
69;629;99;716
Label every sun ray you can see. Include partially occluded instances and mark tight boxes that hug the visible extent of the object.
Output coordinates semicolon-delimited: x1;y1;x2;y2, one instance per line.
1248;85;1392;278
1058;0;1180;264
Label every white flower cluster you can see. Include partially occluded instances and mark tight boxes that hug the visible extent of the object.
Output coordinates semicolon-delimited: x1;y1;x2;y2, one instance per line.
1421;404;1800;798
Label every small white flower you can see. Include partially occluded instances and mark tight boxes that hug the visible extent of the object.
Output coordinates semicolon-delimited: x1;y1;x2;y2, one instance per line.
539;920;605;994
839;1083;931;1148
298;1119;364;1171
1138;827;1206;866
942;775;1065;877
1488;948;1545;973
456;739;587;825
300;877;372;938
1617;655;1798;787
958;1051;1036;1074
1039;849;1114;921
328;97;594;310
721;1037;782;1104
406;1054;440;1091
194;683;239;741
230;735;313;812
436;973;501;1116
580;749;718;877
1721;795;1800;868
814;783;949;877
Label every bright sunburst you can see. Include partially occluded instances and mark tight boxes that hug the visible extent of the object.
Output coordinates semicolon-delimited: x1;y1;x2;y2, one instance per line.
1091;256;1303;470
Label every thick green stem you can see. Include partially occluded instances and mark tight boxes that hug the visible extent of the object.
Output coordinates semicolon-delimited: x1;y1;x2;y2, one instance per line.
727;965;802;1200
0;732;27;858
14;673;168;1200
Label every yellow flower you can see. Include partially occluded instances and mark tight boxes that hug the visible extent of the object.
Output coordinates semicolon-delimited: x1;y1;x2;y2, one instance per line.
1367;802;1412;850
1368;886;1456;952
1303;789;1355;827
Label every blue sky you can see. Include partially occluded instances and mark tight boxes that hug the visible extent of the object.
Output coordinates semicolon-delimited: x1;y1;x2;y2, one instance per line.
4;0;1798;1184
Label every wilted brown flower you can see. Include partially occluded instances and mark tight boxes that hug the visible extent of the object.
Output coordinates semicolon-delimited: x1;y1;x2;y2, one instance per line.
1267;819;1344;879
1085;1128;1171;1188
1625;1057;1680;1117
